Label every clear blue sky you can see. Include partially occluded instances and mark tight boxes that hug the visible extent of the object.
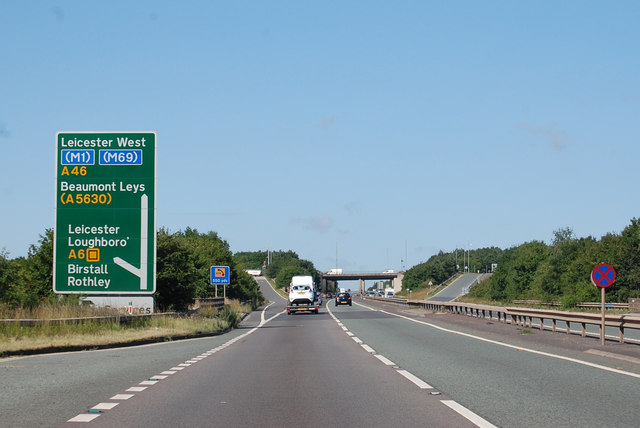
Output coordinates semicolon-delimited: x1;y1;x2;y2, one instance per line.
1;1;639;272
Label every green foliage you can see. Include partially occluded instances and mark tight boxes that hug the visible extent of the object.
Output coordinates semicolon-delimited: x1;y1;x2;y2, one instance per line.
472;222;640;304
5;219;640;311
488;241;549;301
404;247;503;291
0;230;55;308
155;228;263;311
233;251;267;271
155;228;200;311
0;250;21;307
260;250;319;289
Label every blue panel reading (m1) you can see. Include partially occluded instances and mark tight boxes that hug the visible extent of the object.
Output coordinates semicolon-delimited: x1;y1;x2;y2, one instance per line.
61;150;95;165
99;149;143;165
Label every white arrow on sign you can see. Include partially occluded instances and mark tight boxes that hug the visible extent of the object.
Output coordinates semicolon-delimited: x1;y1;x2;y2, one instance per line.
113;194;148;290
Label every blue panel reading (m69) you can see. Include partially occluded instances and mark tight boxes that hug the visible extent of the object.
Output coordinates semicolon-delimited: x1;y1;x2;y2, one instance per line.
99;149;143;165
61;150;95;165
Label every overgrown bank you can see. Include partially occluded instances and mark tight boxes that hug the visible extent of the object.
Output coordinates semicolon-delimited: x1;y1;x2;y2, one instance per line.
0;301;249;357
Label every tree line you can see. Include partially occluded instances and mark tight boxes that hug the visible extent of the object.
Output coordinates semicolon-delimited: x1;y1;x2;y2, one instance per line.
404;219;640;307
0;227;264;311
234;250;322;289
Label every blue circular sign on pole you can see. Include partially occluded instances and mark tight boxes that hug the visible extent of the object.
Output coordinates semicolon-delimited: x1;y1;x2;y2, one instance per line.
591;263;616;288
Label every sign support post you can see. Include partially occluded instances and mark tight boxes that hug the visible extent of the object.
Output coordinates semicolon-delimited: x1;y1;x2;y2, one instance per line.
600;287;606;345
210;266;230;301
591;263;616;345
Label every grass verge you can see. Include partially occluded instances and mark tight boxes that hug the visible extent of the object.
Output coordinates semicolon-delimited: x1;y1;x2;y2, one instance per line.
0;300;249;357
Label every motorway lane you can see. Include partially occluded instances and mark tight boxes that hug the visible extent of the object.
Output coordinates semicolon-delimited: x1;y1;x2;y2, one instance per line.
0;284;281;428
0;306;271;427
333;297;640;427
54;279;479;427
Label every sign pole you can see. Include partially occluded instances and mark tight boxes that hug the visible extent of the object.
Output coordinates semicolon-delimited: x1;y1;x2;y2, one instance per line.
601;287;606;345
210;266;230;299
591;263;615;346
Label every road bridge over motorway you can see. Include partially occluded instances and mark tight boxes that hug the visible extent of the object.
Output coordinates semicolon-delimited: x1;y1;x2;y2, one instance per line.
321;271;404;294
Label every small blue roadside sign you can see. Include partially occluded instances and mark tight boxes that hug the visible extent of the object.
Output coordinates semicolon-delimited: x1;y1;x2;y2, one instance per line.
210;266;230;285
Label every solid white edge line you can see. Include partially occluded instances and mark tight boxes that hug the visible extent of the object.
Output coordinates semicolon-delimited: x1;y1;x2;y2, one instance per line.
377;309;640;379
397;369;432;389
441;400;497;428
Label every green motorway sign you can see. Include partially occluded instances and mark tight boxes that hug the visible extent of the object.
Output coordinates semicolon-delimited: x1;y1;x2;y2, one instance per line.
54;132;156;294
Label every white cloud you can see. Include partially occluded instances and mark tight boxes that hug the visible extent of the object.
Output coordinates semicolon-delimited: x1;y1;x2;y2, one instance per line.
290;216;333;232
518;123;569;151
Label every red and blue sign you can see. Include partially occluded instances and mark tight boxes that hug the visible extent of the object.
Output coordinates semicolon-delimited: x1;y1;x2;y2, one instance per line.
591;263;616;288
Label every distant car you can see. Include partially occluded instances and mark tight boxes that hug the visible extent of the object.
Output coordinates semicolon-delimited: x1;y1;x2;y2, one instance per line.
326;292;333;299
335;292;352;306
367;291;377;297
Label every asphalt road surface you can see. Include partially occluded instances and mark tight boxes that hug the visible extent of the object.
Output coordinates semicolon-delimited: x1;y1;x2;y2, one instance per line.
2;278;639;427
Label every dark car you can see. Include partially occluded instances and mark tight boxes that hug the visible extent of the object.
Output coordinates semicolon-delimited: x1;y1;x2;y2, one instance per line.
335;292;352;306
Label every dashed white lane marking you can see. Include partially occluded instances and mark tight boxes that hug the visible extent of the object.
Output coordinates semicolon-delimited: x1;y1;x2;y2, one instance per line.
442;400;497;428
92;402;118;410
361;344;376;353
110;394;134;400
374;354;396;366
67;414;100;422
67;303;281;423
397;369;433;389
329;302;498;428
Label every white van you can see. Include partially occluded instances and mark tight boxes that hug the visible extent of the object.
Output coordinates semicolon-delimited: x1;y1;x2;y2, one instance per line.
288;276;316;305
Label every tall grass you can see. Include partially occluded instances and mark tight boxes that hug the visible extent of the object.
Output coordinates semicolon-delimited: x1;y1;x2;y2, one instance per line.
0;302;119;320
0;300;250;356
